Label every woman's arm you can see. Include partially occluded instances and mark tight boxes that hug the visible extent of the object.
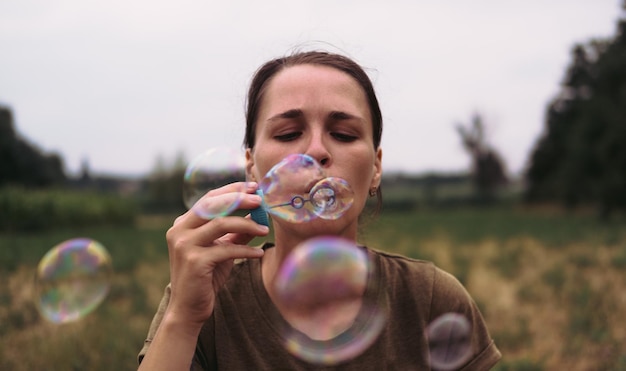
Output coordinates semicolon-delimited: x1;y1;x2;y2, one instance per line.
138;182;268;370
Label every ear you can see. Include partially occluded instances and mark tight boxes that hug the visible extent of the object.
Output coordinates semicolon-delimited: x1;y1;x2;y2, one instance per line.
370;147;383;189
245;148;257;182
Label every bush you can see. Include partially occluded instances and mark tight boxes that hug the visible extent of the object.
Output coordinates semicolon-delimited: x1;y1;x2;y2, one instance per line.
0;187;137;232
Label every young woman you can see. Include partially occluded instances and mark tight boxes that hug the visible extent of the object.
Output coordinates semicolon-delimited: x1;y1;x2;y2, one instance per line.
138;51;501;370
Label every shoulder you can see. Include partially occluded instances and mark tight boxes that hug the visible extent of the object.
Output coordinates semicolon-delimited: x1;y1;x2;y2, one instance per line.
370;248;437;290
369;248;476;315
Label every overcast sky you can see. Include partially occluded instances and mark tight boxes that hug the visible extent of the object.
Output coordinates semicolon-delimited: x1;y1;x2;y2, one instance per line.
0;0;622;178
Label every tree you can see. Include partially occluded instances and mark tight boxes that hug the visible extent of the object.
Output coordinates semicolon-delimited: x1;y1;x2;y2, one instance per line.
525;8;626;217
0;105;66;187
142;151;187;213
456;113;508;203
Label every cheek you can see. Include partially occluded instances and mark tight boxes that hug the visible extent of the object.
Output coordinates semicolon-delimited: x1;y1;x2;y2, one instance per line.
343;161;375;199
354;155;376;181
251;151;285;182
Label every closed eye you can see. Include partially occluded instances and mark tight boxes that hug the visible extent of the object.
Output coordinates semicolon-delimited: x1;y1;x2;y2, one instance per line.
331;132;358;142
274;131;302;142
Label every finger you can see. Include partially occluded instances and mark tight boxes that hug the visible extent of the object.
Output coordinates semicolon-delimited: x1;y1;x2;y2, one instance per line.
204;181;258;197
191;181;258;199
168;243;264;293
192;192;260;220
172;242;264;269
173;181;258;226
206;243;265;263
176;192;263;229
224;214;270;246
193;215;269;245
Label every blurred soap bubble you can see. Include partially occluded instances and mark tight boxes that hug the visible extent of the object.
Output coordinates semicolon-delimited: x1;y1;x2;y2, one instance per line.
274;236;386;365
426;312;472;370
183;147;247;219
35;238;113;324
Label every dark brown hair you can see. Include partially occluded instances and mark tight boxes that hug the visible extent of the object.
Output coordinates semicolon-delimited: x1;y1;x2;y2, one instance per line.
243;50;384;211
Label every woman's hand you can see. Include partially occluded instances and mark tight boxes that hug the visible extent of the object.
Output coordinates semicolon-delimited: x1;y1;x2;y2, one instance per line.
139;182;269;370
165;182;269;327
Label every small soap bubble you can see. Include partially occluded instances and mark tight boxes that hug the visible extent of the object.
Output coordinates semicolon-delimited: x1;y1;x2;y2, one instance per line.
426;312;472;370
310;177;354;220
35;238;113;324
259;154;354;223
183;147;247;219
274;237;386;365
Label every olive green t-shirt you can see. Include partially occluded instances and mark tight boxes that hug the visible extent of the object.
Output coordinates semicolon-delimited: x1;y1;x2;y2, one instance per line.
139;245;501;370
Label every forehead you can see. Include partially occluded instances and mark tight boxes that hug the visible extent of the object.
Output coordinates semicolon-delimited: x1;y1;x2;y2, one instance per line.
261;64;368;109
271;63;357;87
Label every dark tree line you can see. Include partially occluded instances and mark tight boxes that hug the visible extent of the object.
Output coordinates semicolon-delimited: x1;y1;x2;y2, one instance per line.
457;113;508;203
0;104;187;213
141;152;188;213
0;106;66;187
525;4;626;217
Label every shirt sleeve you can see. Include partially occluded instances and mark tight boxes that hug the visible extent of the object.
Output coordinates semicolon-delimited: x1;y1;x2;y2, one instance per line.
137;283;172;365
430;268;502;370
137;284;211;370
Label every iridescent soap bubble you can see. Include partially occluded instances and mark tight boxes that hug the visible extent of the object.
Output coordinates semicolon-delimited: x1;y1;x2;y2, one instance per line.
259;154;354;223
183;147;247;219
259;154;324;223
274;236;386;365
35;238;113;324
426;312;472;370
309;177;354;220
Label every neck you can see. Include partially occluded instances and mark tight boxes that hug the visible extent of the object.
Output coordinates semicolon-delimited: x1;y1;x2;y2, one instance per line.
261;218;358;299
263;221;357;277
259;222;365;341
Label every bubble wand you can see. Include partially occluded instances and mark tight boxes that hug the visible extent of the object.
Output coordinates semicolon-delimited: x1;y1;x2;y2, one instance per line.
249;154;354;226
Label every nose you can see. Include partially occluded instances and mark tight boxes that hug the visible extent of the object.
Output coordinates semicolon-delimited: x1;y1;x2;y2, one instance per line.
305;132;331;167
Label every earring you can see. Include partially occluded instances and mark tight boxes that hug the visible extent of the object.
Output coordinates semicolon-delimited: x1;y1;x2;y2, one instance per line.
369;187;378;197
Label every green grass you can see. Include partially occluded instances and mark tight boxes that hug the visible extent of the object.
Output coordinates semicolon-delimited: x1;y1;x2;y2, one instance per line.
0;223;169;273
362;206;626;248
0;187;138;233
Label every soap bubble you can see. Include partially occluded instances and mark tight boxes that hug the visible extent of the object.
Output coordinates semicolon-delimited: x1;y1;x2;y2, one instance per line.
259;154;354;223
426;313;472;370
309;177;354;220
183;147;247;219
259;154;324;223
274;236;386;365
35;238;113;324
182;151;354;224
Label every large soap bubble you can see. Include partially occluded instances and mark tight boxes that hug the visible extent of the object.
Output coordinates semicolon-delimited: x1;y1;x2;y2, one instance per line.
35;238;113;324
274;236;386;365
183;147;247;219
426;312;472;370
259;154;354;223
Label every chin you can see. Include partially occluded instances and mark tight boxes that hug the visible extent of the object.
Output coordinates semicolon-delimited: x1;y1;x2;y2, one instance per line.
280;218;357;241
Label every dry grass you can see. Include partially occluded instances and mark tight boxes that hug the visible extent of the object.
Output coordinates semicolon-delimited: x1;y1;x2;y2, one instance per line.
2;208;626;370
410;237;625;370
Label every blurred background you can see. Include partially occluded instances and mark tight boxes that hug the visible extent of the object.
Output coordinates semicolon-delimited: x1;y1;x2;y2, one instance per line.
1;1;625;370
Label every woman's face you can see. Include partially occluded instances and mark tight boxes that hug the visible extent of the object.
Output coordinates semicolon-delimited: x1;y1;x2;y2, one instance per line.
246;64;382;237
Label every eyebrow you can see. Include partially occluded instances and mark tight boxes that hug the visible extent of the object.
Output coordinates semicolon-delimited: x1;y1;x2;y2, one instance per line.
267;109;363;122
267;109;303;122
328;111;362;121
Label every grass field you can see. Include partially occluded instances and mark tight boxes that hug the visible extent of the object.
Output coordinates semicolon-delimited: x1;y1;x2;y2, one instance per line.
1;207;625;370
